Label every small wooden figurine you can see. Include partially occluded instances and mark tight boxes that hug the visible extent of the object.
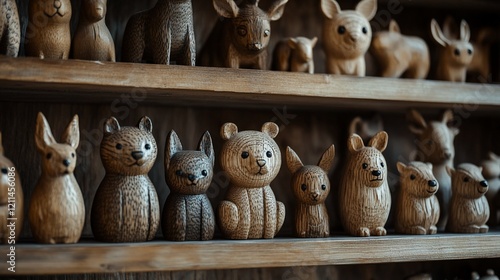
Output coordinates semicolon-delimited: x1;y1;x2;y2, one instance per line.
286;145;335;238
162;130;215;241
91;117;160;242
446;163;489;233
25;0;72;59
272;37;318;74
0;132;23;244
320;0;377;76
199;0;289;69
72;0;116;62
0;0;20;57
396;161;440;235
472;269;499;280
339;131;391;237
480;152;500;226
430;19;473;82
407;109;459;230
29;113;84;244
348;114;384;145
218;122;285;239
122;0;195;65
370;19;430;79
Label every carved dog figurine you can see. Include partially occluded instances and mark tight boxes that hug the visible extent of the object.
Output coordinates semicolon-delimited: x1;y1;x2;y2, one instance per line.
272;37;317;73
162;130;215;241
481;152;500;226
0;0;20;57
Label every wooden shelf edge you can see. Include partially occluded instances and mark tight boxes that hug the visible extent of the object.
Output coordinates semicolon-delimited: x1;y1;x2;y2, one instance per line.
1;233;499;275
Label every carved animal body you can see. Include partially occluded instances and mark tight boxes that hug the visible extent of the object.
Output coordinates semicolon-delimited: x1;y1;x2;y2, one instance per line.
481;152;500;226
272;37;317;73
91;117;160;242
0;0;20;57
73;0;115;61
122;0;195;65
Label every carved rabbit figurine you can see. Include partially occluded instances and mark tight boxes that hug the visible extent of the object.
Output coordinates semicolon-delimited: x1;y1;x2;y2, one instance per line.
370;19;430;79
339;131;391;237
91;117;160;242
199;0;289;69
348;114;384;145
396;161;440;235
218;122;285;239
286;145;335;238
162;130;215;241
25;0;72;59
0;132;23;244
272;37;317;74
72;0;116;62
446;163;489;233
481;152;500;226
430;19;473;82
29;113;84;244
122;0;195;65
321;0;377;76
0;0;20;57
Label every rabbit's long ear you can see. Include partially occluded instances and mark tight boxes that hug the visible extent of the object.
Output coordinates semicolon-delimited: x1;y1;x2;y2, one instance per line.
369;131;388;152
199;131;215;167
213;0;239;18
321;0;341;19
318;144;335;173
0;132;4;155
165;130;182;171
356;0;377;21
460;20;470;42
62;114;80;149
286;146;303;174
442;109;459;136
431;19;450;47
407;109;427;136
35;112;56;152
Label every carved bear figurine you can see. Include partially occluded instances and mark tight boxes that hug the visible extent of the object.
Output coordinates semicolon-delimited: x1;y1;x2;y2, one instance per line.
0;0;21;57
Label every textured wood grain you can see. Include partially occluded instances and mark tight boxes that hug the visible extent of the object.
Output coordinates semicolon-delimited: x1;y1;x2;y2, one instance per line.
0;0;21;57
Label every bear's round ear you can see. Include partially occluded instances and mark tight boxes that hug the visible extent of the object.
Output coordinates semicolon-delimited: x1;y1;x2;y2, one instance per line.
221;122;238;140
262;122;279;138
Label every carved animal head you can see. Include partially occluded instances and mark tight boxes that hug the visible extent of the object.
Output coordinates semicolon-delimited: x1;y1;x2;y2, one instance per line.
288;37;317;62
100;116;157;176
407;109;459;165
213;0;288;53
348;114;384;145
0;132;16;205
81;0;107;22
397;161;439;198
347;131;388;188
481;152;500;181
321;0;377;59
29;0;72;23
35;112;79;178
220;122;281;189
431;19;473;67
165;130;215;195
286;145;334;205
371;19;404;53
447;163;488;199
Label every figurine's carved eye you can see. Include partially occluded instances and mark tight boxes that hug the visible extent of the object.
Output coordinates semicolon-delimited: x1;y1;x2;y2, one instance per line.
237;26;247;36
454;49;460;56
362;163;368;169
145;143;151;150
321;184;327;190
467;49;473;55
410;174;416;180
201;170;208;177
337;25;346;34
116;143;122;150
380;162;385;168
463;177;469;183
264;30;270;37
71;153;75;158
46;153;52;159
241;151;249;159
362;27;368;34
266;151;272;158
175;170;183;176
301;184;307;191
1;168;7;174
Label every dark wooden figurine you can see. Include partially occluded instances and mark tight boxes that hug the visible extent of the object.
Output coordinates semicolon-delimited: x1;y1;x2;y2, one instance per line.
481;152;500;226
0;0;20;57
272;37;317;73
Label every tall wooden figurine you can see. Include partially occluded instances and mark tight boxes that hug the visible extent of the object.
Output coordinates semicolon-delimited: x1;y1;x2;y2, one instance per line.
481;152;500;226
272;37;317;74
29;113;84;244
339;131;391;237
218;122;285;239
162;130;215;241
91;117;160;242
286;145;335;238
0;0;20;57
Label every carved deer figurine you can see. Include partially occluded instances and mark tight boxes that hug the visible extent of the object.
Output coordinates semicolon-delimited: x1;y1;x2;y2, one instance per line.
0;0;20;57
481;152;500;226
272;37;317;74
199;0;289;69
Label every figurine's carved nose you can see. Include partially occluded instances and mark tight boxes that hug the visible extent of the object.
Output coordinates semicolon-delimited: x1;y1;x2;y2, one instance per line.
63;159;70;167
257;159;266;167
372;170;381;177
132;151;144;160
54;0;61;9
428;180;437;187
188;174;196;182
480;180;488;187
248;43;262;51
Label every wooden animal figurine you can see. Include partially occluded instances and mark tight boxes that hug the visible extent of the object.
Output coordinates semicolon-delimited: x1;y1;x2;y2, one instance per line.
0;132;23;244
72;0;116;62
370;19;430;79
348;114;383;144
472;270;499;280
29;113;84;244
446;163;489;233
0;0;20;57
162;130;215;241
481;152;500;226
272;37;318;74
286;145;335;238
339;131;391;237
395;161;440;235
199;0;289;69
91;117;160;243
430;19;473;82
25;0;72;59
122;0;195;65
407;109;459;230
320;0;377;76
218;122;285;239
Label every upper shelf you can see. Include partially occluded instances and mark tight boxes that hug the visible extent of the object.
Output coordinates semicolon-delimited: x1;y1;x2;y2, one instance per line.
1;56;499;112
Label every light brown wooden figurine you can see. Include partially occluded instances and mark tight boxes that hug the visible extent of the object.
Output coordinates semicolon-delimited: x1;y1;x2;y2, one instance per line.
29;113;84;244
339;131;391;237
162;130;215;241
122;0;195;65
286;145;335;238
91;117;160;243
272;37;317;73
472;269;499;280
430;19;473;82
0;132;23;244
370;19;430;79
218;122;285;239
396;161;440;235
0;0;20;57
446;163;489;233
320;0;377;76
72;0;116;62
348;114;383;144
481;152;500;226
199;0;289;69
25;0;72;59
